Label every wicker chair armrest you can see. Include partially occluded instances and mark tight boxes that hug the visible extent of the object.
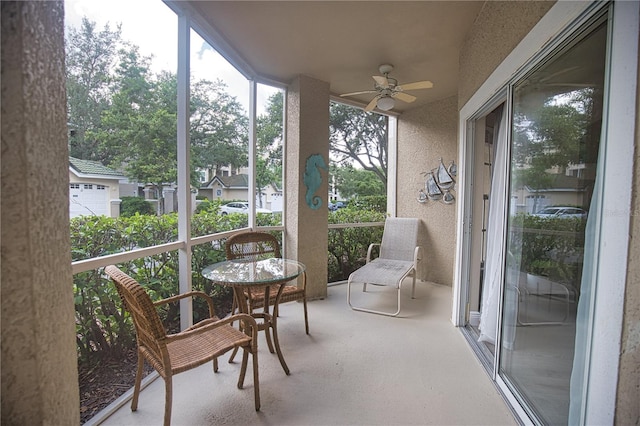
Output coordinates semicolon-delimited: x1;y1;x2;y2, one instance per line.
165;313;258;349
153;291;215;318
366;243;381;263
299;270;307;290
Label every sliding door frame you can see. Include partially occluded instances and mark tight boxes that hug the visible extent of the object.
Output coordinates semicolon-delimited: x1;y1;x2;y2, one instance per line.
453;1;639;423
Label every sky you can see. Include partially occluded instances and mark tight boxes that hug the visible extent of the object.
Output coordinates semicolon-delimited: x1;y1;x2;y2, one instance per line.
64;0;277;115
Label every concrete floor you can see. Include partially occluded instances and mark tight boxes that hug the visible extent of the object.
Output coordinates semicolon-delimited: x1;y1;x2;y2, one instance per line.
98;281;516;426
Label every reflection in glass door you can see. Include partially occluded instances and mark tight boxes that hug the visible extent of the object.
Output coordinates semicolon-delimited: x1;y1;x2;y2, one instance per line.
465;103;505;364
499;16;607;424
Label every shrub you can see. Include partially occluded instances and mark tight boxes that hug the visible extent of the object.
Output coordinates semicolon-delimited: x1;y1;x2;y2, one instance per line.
194;198;220;214
120;196;155;217
73;211;219;366
349;195;387;212
509;213;586;285
328;208;385;281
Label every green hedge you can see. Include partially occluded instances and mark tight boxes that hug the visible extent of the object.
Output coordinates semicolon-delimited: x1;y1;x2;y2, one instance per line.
508;213;586;285
120;196;155;217
328;208;386;281
348;195;387;212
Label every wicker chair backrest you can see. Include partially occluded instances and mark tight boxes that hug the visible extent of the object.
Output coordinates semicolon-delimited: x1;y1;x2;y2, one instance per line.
225;232;281;261
105;265;167;347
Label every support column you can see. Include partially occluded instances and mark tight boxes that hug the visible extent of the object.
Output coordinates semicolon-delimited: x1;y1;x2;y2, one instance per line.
1;1;80;423
111;199;122;218
163;186;176;213
285;75;330;300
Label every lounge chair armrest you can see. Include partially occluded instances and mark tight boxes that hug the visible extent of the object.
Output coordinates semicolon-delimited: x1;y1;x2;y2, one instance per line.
153;291;216;318
367;243;381;263
413;246;422;266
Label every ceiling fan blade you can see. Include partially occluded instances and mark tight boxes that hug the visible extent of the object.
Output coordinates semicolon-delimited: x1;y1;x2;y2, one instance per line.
373;75;389;88
365;96;379;112
393;92;417;103
340;90;378;97
398;80;433;91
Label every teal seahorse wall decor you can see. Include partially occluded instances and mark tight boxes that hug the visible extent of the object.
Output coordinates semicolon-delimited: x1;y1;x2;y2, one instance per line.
303;154;328;210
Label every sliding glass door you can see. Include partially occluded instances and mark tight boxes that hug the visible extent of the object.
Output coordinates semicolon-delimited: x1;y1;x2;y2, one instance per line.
499;14;608;425
457;1;639;423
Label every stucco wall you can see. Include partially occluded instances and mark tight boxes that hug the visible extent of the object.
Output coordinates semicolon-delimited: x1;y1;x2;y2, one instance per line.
397;96;458;286
617;48;640;424
1;1;80;424
458;1;555;108
286;75;330;300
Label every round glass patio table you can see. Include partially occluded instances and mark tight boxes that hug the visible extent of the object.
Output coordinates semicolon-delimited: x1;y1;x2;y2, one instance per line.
202;258;306;375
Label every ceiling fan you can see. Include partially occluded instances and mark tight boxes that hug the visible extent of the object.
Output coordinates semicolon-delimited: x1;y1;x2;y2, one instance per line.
340;64;433;112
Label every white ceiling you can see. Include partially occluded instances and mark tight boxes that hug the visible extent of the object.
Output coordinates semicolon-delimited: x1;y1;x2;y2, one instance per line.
175;1;485;113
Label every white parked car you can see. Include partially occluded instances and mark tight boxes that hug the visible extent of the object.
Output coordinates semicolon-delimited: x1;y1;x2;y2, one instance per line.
532;206;587;219
219;202;271;215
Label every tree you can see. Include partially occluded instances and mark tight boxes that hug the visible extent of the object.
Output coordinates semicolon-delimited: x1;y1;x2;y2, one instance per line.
330;164;385;198
87;45;182;215
329;102;388;191
256;92;284;206
97;46;178;194
190;79;249;177
512;89;596;212
513;90;594;167
66;18;123;160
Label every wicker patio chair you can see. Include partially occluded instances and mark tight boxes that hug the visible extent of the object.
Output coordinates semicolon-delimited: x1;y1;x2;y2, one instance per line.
225;231;309;334
347;217;422;316
104;265;260;426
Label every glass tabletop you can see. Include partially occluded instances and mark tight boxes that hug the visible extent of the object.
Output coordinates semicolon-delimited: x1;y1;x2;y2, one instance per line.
202;258;306;287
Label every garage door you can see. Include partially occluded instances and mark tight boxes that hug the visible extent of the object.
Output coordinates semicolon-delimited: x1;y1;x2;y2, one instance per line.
70;183;108;217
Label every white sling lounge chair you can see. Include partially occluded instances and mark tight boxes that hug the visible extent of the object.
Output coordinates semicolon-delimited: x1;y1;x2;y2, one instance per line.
347;217;422;316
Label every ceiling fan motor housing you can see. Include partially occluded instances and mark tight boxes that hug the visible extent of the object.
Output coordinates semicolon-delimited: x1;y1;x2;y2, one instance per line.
379;63;394;75
376;77;397;91
339;63;432;111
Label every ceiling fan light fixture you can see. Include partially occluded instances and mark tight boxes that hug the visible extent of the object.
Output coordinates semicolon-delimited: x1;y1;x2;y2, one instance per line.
377;96;395;111
340;64;433;112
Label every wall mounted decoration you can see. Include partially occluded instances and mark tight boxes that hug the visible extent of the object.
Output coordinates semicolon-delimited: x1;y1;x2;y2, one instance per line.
304;153;328;210
418;158;456;205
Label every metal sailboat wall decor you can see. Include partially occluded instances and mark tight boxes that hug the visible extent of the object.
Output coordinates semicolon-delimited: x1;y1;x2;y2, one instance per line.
426;171;443;200
417;158;457;205
436;158;454;189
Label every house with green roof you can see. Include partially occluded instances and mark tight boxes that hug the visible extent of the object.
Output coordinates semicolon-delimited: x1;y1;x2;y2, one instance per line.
69;157;126;218
199;173;283;212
